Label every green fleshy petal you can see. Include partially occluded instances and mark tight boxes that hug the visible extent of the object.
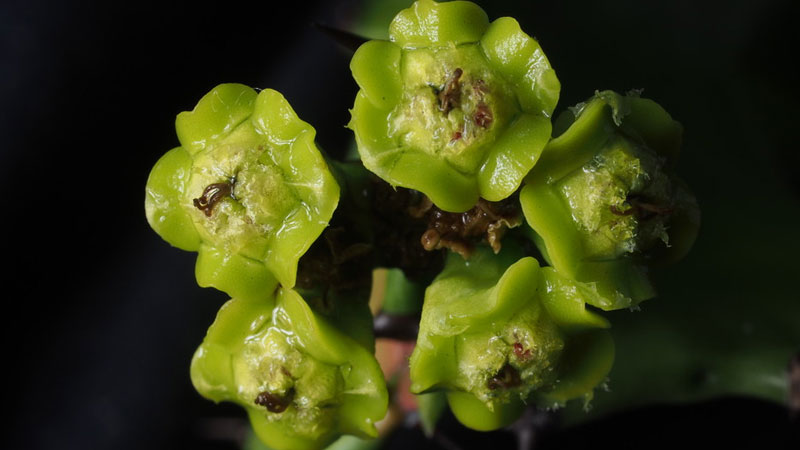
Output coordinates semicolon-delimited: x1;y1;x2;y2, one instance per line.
409;333;457;393
519;181;583;277
538;330;615;406
578;259;655;310
349;91;398;161
412;247;531;335
260;130;340;288
599;90;683;163
144;146;201;251
383;150;478;212
247;409;333;450
389;0;489;48
350;40;403;109
195;245;279;303
176;83;258;155
480;16;560;116
478;113;552;201
529;99;613;184
446;391;525;432
256;94;340;287
251;88;313;144
277;289;351;362
190;298;266;402
538;268;610;331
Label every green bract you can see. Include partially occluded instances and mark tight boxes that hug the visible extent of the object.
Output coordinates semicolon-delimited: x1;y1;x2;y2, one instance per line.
408;246;613;430
521;90;700;310
349;0;559;212
145;84;340;302
191;290;388;450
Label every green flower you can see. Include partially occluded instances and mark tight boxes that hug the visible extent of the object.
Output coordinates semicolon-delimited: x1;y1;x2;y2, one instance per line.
521;90;700;310
349;0;559;212
408;245;613;430
190;289;388;450
145;84;340;302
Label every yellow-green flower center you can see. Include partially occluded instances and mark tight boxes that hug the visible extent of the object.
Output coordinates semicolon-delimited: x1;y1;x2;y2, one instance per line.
236;327;344;440
454;302;563;408
186;122;298;260
390;44;517;174
557;138;673;259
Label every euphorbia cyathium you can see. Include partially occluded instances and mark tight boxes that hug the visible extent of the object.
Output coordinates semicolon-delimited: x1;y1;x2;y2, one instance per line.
145;84;340;303
191;290;387;450
409;246;613;430
349;0;559;212
144;1;699;449
521;90;700;309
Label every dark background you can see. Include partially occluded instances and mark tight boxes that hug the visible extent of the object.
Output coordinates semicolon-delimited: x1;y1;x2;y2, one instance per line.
2;0;798;449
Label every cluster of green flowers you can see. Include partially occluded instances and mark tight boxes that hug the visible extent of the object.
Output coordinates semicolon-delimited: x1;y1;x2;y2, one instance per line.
145;1;698;449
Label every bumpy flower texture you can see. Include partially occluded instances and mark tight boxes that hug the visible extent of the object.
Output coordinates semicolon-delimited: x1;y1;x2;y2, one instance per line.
349;0;560;212
145;84;340;303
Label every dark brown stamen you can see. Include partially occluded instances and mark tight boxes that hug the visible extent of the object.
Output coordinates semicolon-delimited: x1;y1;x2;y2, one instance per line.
438;68;463;114
450;131;463;143
254;389;294;413
193;181;234;217
609;204;635;216
610;195;673;220
420;229;441;251
418;196;521;258
473;79;489;94
632;198;673;217
488;364;521;390
474;102;493;128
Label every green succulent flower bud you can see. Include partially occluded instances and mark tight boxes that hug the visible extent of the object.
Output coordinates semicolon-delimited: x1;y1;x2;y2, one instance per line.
521;90;700;310
408;245;613;430
349;0;559;212
190;289;388;450
145;84;340;302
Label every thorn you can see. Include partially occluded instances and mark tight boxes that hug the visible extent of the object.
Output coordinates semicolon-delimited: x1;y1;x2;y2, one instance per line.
312;22;370;52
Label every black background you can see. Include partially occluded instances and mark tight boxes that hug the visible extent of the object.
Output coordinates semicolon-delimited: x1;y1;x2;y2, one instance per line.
2;0;798;449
